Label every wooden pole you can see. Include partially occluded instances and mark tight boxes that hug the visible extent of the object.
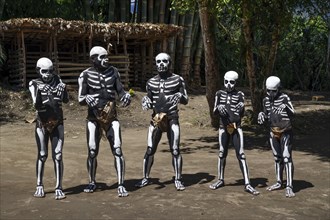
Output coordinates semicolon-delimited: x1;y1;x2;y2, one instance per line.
53;33;59;75
122;37;129;89
141;43;146;88
21;31;26;88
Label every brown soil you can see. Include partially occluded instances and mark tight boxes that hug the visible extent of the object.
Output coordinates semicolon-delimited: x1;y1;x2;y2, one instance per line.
0;86;329;219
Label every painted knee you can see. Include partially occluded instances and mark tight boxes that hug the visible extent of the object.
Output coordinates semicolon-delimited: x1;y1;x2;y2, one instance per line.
239;153;246;160
171;148;179;156
113;147;122;157
89;150;97;159
55;152;62;161
218;151;224;159
146;147;154;156
283;157;291;163
274;155;282;163
39;152;48;162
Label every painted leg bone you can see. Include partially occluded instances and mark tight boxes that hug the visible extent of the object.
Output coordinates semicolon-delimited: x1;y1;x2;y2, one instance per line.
210;129;227;190
172;154;185;191
84;121;98;193
136;125;159;188
135;157;152;188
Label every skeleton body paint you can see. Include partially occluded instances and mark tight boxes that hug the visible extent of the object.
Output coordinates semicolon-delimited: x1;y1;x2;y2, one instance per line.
78;46;131;197
29;57;69;200
209;71;260;195
258;76;295;198
135;53;188;191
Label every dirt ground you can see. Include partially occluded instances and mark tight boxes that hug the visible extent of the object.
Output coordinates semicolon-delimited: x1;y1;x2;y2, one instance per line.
0;87;329;220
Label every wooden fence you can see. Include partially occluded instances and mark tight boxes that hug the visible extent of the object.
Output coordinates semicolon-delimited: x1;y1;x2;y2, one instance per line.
9;52;133;89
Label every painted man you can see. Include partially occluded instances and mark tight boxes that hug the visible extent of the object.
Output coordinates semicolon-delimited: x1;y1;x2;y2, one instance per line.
78;46;131;197
29;57;69;200
135;52;188;191
209;71;259;195
258;76;295;198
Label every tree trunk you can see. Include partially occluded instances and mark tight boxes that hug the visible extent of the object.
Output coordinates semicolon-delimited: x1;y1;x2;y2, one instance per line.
159;0;166;23
120;0;127;22
83;0;92;21
326;25;330;86
181;12;194;84
168;9;178;73
241;0;261;114
0;0;5;20
141;0;147;22
148;0;154;23
265;24;280;77
193;30;203;87
198;0;220;128
175;14;185;75
107;0;115;22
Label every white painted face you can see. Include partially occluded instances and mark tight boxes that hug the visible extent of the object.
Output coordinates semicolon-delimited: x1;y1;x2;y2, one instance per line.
90;46;109;69
155;53;170;73
224;71;238;92
266;76;281;100
36;57;54;83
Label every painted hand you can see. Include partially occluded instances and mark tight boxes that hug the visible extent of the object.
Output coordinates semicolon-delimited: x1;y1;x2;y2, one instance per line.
257;112;266;124
55;82;66;96
217;104;227;116
235;102;244;112
85;94;99;107
168;92;182;107
38;84;52;93
274;104;286;114
120;93;131;107
142;96;152;110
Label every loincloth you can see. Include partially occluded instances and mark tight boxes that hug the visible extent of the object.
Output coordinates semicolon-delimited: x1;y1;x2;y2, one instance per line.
226;123;237;135
152;113;168;132
90;101;117;131
39;119;62;133
271;127;287;139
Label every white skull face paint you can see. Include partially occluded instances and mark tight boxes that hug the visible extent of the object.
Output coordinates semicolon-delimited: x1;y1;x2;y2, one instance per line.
155;53;170;73
36;57;54;83
266;76;281;100
224;71;238;92
90;46;109;69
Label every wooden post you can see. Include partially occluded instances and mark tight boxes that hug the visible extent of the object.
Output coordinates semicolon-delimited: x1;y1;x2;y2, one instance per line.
162;38;168;52
53;33;59;75
141;43;146;89
122;37;129;89
89;25;93;52
83;37;87;62
148;41;154;78
21;31;26;88
49;34;53;56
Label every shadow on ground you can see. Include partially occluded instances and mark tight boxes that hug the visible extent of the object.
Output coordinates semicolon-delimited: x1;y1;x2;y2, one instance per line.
169;108;330;163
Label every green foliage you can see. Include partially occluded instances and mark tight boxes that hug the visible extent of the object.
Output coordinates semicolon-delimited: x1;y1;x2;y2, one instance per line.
170;0;197;13
128;88;135;97
276;15;328;90
1;0;329;91
2;0;60;19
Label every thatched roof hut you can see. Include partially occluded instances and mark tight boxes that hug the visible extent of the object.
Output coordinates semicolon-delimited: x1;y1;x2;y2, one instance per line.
0;18;183;89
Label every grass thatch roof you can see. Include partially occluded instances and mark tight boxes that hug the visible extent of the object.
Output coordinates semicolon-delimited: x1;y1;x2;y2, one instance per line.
0;18;183;41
